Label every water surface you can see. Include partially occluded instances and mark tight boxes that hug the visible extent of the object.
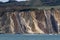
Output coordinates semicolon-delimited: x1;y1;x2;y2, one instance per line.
0;34;60;40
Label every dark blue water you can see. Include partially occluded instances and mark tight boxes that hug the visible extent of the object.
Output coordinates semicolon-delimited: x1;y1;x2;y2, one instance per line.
0;34;60;40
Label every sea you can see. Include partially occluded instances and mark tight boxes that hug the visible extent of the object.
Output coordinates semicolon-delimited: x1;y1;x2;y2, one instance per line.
0;34;60;40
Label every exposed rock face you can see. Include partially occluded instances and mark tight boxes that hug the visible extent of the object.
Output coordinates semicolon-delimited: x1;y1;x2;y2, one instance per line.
0;8;60;34
9;11;46;34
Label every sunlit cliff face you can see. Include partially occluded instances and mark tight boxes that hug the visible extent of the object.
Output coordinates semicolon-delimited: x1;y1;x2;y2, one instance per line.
0;8;60;34
9;10;46;34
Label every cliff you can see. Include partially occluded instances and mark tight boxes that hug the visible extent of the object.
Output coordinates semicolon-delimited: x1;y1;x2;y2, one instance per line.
0;8;60;34
0;1;60;34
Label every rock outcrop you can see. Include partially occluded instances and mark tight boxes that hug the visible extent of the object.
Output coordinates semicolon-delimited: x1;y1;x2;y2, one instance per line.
0;1;60;34
0;8;60;34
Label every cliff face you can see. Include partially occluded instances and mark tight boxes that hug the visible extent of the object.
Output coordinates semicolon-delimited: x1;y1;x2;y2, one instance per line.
0;8;60;34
